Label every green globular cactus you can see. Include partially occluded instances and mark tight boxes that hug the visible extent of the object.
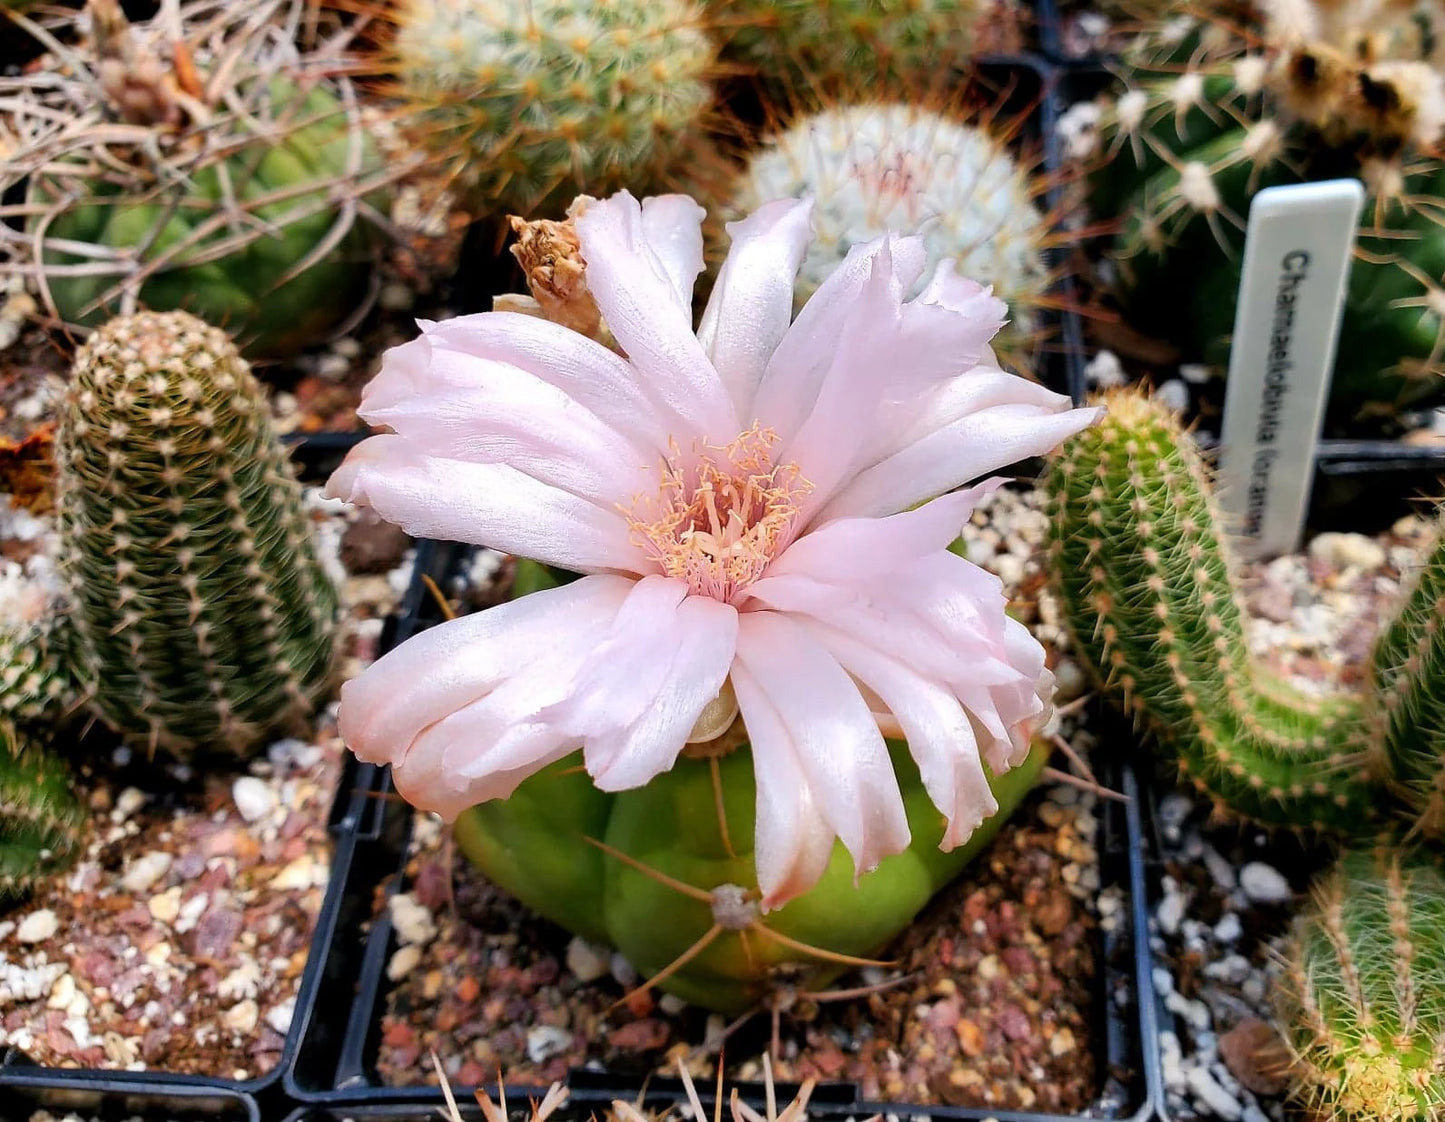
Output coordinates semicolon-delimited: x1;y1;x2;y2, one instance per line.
723;103;1053;362
0;0;394;359
55;310;340;760
705;0;989;93
1077;1;1445;423
1043;390;1380;833
0;614;80;734
389;0;717;217
0;725;85;902
452;562;1045;1014
1278;847;1445;1121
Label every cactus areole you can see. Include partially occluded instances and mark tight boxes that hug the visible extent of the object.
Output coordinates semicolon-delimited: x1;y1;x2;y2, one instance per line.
328;190;1099;1008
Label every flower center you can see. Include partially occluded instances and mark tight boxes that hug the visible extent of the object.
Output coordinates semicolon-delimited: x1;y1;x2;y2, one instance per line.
627;424;810;603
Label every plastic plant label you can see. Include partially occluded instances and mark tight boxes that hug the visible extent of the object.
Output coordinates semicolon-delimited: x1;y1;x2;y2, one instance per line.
1215;179;1365;561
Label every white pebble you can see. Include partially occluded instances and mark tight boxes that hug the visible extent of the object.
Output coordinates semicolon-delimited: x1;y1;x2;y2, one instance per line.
16;909;58;944
112;787;147;822
223;999;260;1034
266;996;295;1035
1179;362;1212;385
1240;862;1292;905
1084;350;1128;390
1307;532;1386;572
1202;845;1238;891
121;851;172;894
1156;888;1186;935
386;944;422;981
526;1024;573;1064
659;993;687;1015
1213;913;1243;944
388;893;437;946
1187;1064;1242;1120
610;952;638;988
565;937;610;983
1156;379;1190;413
232;777;277;824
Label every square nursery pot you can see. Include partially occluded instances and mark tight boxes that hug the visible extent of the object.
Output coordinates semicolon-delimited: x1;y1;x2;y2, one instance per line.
281;538;1162;1122
0;433;402;1117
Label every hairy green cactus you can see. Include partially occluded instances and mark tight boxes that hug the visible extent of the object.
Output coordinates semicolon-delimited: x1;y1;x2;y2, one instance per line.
1076;0;1445;423
722;103;1052;362
706;0;989;93
55;310;340;760
452;561;1044;1014
1044;390;1381;832
389;0;716;217
1278;847;1445;1120
0;0;393;358
0;725;85;902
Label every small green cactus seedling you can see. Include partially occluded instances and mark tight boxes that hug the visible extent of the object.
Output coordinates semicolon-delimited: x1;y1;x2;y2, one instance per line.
1278;847;1445;1120
55;310;340;759
706;0;991;93
723;102;1053;363
1076;0;1445;423
0;0;395;358
388;0;717;217
0;725;85;902
1044;389;1377;832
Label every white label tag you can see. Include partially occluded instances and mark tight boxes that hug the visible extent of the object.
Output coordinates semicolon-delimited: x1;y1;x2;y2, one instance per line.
1214;180;1365;561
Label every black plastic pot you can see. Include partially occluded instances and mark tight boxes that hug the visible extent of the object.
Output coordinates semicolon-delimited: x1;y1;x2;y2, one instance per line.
281;535;1161;1122
0;1076;259;1122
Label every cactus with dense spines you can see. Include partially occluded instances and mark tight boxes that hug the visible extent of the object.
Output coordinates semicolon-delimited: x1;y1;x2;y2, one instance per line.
1076;0;1445;422
0;726;84;902
55;310;339;760
706;0;992;94
0;614;80;735
387;0;717;217
723;103;1053;361
1044;390;1379;831
0;0;394;358
1278;847;1445;1120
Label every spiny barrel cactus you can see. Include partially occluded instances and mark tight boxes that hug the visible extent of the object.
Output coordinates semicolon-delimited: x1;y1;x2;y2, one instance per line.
1043;389;1382;832
55;310;339;760
722;103;1053;363
451;563;1045;1014
387;0;717;217
1278;847;1445;1120
706;0;990;93
0;724;85;902
0;0;394;358
1075;0;1445;423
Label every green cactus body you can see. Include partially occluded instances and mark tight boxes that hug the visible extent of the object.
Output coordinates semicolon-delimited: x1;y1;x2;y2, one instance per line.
724;103;1051;358
0;724;85;902
54;311;339;760
1370;517;1445;836
1083;11;1445;422
706;0;987;92
455;739;1044;1013
391;0;715;217
1044;391;1379;832
0;614;79;732
35;79;385;358
1279;848;1445;1120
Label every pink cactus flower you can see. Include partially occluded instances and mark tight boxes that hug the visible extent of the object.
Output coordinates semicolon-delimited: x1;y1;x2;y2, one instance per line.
327;191;1100;909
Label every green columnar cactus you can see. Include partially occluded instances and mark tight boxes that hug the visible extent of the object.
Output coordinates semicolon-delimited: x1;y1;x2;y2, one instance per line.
1278;847;1445;1120
705;0;988;93
452;563;1046;1014
1043;390;1379;832
1369;519;1445;836
55;310;340;759
1;0;393;358
389;0;716;217
723;103;1052;359
0;724;85;902
1078;1;1445;422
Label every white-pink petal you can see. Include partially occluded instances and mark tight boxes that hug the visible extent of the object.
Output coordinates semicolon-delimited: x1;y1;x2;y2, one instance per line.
697;198;814;419
325;435;646;575
572;191;737;441
733;611;911;884
640;195;708;308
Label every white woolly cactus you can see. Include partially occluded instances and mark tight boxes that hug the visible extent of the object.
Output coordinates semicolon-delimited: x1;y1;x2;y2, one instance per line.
725;104;1051;349
391;0;717;216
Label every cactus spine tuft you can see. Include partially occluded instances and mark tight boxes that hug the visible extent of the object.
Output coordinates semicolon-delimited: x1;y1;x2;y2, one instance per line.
56;310;340;759
1044;389;1379;832
1279;847;1445;1120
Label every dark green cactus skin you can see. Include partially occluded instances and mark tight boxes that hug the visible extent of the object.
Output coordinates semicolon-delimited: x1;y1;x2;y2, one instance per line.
1043;391;1381;833
1370;519;1445;837
55;310;340;760
1087;23;1445;423
37;80;387;359
455;740;1045;1014
0;723;84;903
1279;848;1445;1120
